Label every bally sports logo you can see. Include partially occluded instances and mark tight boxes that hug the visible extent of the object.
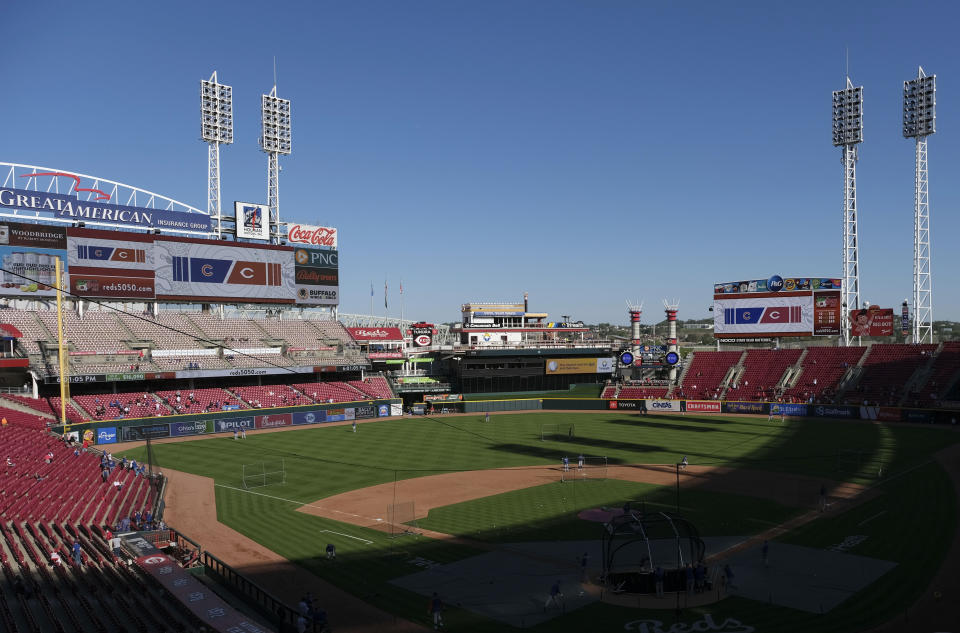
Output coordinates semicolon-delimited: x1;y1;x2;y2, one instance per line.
723;306;802;324
76;244;147;263
257;414;291;428
172;256;282;286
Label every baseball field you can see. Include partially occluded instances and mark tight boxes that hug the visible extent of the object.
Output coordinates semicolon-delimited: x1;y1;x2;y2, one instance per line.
119;411;959;632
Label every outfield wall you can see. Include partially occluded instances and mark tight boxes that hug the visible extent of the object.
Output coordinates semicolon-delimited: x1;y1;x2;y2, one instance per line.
54;398;402;445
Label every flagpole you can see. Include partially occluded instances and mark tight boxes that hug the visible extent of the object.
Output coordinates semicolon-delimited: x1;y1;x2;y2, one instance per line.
400;279;404;330
370;281;373;316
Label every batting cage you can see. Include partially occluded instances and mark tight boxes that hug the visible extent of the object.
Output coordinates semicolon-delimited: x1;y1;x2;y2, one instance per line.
387;501;419;538
540;422;576;442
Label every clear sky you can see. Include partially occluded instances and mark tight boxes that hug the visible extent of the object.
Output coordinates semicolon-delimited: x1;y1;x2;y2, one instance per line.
4;1;958;326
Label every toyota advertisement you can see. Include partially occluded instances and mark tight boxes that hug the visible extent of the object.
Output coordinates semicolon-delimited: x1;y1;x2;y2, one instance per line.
293;247;339;306
155;237;296;303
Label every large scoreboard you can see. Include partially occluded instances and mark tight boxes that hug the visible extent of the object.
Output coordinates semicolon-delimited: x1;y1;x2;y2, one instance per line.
713;275;842;339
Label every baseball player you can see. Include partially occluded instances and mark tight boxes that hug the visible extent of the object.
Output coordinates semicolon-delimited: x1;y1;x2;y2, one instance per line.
544;580;563;611
578;454;584;470
485;411;490;423
428;592;444;630
562;456;570;472
352;420;357;433
680;455;688;470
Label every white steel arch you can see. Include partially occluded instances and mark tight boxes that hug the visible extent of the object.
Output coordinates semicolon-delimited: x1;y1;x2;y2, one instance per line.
1;162;213;237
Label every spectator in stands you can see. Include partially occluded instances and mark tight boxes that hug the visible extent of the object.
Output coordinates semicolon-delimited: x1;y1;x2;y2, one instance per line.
6;457;14;467
71;540;83;566
110;534;122;557
113;480;123;492
44;450;54;463
1;416;7;427
50;550;62;566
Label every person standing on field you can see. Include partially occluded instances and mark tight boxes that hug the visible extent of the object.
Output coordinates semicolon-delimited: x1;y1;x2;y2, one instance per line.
428;592;444;630
352;420;357;433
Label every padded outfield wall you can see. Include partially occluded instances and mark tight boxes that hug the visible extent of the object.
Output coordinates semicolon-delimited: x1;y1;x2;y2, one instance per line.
53;398;402;445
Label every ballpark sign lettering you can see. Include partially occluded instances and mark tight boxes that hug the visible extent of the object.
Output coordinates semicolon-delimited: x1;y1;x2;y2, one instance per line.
0;188;213;232
624;615;754;633
287;224;337;249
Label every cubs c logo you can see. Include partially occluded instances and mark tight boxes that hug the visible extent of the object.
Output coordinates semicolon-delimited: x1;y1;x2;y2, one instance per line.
93;249;104;258
200;264;214;277
741;311;752;321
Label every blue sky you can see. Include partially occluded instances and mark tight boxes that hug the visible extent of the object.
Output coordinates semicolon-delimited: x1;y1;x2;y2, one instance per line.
4;1;959;325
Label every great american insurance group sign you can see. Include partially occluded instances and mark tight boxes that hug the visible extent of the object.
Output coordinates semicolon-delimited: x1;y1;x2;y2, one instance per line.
0;188;213;233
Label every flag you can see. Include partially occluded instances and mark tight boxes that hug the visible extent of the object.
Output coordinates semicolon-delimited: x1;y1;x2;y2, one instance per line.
370;282;374;297
400;280;403;295
384;279;388;309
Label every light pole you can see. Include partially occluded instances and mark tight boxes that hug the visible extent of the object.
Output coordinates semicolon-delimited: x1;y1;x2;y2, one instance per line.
903;68;936;344
200;71;234;238
260;85;292;244
832;78;863;346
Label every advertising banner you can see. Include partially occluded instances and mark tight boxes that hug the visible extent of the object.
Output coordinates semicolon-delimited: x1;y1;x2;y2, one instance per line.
95;426;117;444
256;413;292;429
0;222;67;296
545;357;616;375
213;417;255;433
645;399;683;412
714;296;814;337
714;277;842;295
390;403;403;416
813;291;842;336
121;423;171;441
811;405;858;419
849;307;895;338
67;228;157;299
293;247;339;306
286;223;338;249
378;404;390;417
292;410;325;425
0;188;213;232
347;327;404;341
424;394;463;402
411;323;434;347
325;408;356;422
723;401;768;414
859;406;903;422
354;405;377;419
902;409;934;424
608;400;644;410
684;401;722;413
170;420;213;437
155;237;295;303
769;403;808;417
234;202;269;241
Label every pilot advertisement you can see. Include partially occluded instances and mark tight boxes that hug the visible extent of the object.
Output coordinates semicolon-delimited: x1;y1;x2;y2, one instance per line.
293;246;339;306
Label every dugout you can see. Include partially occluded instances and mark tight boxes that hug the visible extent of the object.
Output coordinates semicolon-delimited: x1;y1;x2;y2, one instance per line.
601;510;706;594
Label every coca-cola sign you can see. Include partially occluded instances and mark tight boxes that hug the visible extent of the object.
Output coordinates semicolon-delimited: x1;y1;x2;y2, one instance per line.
287;223;337;249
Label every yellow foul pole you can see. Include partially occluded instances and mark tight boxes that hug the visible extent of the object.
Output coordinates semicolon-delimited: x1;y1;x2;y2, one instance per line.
54;257;70;430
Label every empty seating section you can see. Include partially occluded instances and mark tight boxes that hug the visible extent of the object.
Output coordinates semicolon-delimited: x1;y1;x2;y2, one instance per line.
601;385;618;398
47;397;85;424
679;351;741;400
313;319;355;344
349;377;394;399
783;346;866;402
188;313;266;343
225;353;292;368
36;312;131;353
618;386;669;399
73;392;163;421
0;405;49;428
156;388;246;414
0;393;58;417
152;355;229;371
852;343;937;405
913;342;960;402
727;349;802;401
258;317;328;347
293;381;366;403
231;385;306;408
116;311;202;347
0;309;54;353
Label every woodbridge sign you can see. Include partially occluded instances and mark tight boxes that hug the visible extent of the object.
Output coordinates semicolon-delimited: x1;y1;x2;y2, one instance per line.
1;188;214;233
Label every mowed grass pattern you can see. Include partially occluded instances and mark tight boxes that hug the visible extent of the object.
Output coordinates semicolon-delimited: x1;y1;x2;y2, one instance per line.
119;413;958;632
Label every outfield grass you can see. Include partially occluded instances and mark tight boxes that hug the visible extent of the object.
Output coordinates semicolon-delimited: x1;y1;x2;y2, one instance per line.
418;479;802;541
120;412;958;632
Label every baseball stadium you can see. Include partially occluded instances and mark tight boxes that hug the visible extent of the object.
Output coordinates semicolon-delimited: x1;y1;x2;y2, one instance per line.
0;70;959;633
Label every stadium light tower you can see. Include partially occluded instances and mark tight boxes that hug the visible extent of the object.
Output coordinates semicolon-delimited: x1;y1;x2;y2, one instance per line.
832;78;864;346
903;67;936;344
200;71;234;237
260;85;292;244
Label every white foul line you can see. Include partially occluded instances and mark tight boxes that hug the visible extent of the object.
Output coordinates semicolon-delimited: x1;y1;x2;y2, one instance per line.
857;510;887;527
215;483;382;523
318;529;373;544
